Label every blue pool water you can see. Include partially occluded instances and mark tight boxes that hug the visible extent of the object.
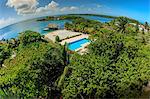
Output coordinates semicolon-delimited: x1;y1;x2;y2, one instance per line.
68;38;90;51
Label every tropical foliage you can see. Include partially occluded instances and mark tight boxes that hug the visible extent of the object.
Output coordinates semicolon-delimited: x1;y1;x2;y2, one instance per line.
61;28;150;98
62;16;150;98
0;31;66;98
65;18;102;34
0;15;150;98
18;30;43;46
0;44;11;67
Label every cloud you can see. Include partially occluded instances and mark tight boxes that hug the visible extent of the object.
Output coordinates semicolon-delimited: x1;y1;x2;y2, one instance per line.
36;1;78;14
6;0;38;15
97;4;102;8
48;1;59;9
87;8;92;11
36;1;59;13
6;0;78;15
70;6;78;10
0;18;15;29
60;6;78;12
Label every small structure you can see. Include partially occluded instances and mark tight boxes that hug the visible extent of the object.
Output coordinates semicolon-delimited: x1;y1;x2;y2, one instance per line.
43;24;59;31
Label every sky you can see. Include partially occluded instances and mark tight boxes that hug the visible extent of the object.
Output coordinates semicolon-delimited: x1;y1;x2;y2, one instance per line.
0;0;150;28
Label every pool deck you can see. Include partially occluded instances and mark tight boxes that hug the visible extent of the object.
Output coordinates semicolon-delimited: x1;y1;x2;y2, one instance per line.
45;29;82;42
75;42;90;54
60;34;89;45
44;29;90;54
45;29;89;45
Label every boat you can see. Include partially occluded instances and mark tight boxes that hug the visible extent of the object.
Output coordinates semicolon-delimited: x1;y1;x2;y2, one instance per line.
43;27;50;31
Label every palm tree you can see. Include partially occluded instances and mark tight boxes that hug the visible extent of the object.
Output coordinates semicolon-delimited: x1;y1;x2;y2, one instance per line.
117;17;128;33
55;36;60;42
145;22;149;31
62;42;70;66
135;23;139;32
145;22;148;29
142;28;145;34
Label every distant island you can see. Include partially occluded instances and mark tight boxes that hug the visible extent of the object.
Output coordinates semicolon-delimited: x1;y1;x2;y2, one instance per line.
37;14;140;23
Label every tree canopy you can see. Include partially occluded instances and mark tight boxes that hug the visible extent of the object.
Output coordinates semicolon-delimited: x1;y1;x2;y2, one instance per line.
0;31;65;98
61;16;150;98
62;30;150;98
18;30;43;46
0;15;150;98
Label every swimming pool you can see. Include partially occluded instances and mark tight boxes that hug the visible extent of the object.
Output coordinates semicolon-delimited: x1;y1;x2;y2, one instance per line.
68;38;90;51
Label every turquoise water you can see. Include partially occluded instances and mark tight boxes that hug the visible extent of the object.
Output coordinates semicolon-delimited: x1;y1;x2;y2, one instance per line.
68;38;90;51
0;18;70;40
78;15;113;23
0;15;112;40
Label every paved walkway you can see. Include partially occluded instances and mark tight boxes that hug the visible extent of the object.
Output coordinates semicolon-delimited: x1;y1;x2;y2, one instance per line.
60;34;89;45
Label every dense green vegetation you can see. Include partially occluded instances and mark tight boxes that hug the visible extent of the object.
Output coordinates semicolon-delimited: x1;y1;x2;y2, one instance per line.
62;30;150;98
18;30;44;46
69;13;118;18
37;15;84;21
0;16;150;98
0;31;68;98
37;14;117;21
69;14;139;23
37;16;59;21
65;17;102;34
0;44;11;67
37;14;139;24
62;17;150;98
